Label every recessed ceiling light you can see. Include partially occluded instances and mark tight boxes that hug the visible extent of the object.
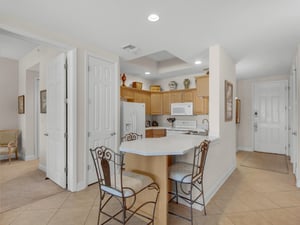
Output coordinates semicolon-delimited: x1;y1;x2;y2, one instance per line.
194;60;202;65
148;14;159;22
145;72;151;75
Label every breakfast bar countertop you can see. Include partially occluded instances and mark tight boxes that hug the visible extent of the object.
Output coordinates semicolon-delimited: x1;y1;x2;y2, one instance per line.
119;134;218;156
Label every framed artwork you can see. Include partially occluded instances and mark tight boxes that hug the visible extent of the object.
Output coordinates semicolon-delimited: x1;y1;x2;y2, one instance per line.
40;90;47;113
18;95;25;114
236;98;241;124
225;80;233;121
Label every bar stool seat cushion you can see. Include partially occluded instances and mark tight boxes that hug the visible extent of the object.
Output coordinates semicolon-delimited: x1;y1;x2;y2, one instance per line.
101;171;153;197
169;162;195;183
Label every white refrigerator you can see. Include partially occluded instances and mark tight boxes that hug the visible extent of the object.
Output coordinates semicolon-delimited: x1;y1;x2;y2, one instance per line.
121;101;146;138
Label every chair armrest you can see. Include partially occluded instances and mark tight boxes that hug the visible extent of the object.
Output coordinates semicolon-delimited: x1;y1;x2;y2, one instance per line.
8;141;17;148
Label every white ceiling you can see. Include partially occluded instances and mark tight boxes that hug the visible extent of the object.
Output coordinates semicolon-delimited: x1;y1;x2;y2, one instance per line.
1;1;300;80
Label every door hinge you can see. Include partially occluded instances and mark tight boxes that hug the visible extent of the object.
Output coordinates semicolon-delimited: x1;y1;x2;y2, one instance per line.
87;165;91;170
88;132;91;137
64;133;68;138
88;66;90;72
64;167;67;174
64;98;68;104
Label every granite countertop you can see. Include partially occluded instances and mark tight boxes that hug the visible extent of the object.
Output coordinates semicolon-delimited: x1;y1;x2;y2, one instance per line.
119;134;218;156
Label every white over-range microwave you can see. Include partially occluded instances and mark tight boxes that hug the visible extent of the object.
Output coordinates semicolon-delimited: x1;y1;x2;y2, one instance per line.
171;102;193;116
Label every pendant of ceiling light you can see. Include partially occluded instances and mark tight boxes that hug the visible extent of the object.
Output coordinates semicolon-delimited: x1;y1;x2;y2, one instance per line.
148;14;159;22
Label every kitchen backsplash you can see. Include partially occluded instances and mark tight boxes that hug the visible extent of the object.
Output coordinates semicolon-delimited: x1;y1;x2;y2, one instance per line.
151;115;209;129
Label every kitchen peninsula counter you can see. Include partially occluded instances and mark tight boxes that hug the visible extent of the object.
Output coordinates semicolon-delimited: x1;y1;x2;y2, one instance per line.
120;134;217;156
119;134;218;225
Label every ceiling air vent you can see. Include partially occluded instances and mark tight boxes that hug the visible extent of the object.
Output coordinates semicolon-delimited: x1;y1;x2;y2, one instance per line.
121;44;138;53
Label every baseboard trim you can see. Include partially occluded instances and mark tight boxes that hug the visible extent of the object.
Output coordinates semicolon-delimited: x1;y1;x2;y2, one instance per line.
237;146;253;152
24;154;36;161
39;164;46;172
297;179;300;188
176;162;236;211
76;181;86;192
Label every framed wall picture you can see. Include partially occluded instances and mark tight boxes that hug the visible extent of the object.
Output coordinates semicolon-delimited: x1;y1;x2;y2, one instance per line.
225;80;233;121
236;98;241;124
40;90;47;113
18;95;25;114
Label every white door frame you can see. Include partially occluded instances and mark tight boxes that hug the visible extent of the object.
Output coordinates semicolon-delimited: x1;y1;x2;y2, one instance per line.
66;49;77;192
83;52;120;189
252;80;288;154
34;77;40;159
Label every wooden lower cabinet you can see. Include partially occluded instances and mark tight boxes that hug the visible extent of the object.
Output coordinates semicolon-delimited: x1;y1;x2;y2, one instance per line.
146;129;166;138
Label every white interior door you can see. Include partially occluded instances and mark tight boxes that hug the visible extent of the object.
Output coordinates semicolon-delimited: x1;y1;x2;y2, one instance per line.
87;55;117;184
254;81;288;154
46;53;66;188
289;64;298;173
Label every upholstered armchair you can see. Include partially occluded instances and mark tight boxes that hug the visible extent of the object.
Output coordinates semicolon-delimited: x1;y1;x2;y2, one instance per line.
0;129;19;163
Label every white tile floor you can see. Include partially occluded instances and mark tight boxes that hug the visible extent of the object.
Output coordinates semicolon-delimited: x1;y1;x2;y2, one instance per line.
1;151;300;225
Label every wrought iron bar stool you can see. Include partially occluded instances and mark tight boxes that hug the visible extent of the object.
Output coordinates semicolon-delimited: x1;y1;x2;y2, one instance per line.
90;146;160;225
121;132;143;142
168;140;210;225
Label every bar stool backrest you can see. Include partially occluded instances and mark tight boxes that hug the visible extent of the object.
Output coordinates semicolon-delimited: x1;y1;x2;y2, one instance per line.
192;140;210;183
90;146;124;193
121;132;143;142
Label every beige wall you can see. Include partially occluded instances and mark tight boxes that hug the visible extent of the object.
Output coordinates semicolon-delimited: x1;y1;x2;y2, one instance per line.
236;75;288;151
25;70;39;160
0;57;18;130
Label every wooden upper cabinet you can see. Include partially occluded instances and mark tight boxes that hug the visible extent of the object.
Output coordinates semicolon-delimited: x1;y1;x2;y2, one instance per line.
182;90;194;102
134;90;151;115
194;91;209;115
196;75;209;96
162;92;171;115
120;86;134;102
151;92;163;115
170;91;182;103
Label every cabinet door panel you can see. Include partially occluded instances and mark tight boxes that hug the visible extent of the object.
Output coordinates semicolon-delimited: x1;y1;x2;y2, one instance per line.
151;93;163;115
163;92;171;115
170;92;182;103
196;76;209;96
182;90;194;102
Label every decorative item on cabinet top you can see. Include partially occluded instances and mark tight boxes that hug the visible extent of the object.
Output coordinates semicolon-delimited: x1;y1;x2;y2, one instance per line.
183;78;190;89
150;85;161;92
121;73;126;86
168;81;177;90
132;81;143;89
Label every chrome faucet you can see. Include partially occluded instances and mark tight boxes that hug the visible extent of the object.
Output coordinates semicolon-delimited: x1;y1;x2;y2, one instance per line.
202;119;209;135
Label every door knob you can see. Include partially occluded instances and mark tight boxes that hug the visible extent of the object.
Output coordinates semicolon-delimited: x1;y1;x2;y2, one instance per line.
292;131;297;136
110;132;116;136
44;133;49;136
